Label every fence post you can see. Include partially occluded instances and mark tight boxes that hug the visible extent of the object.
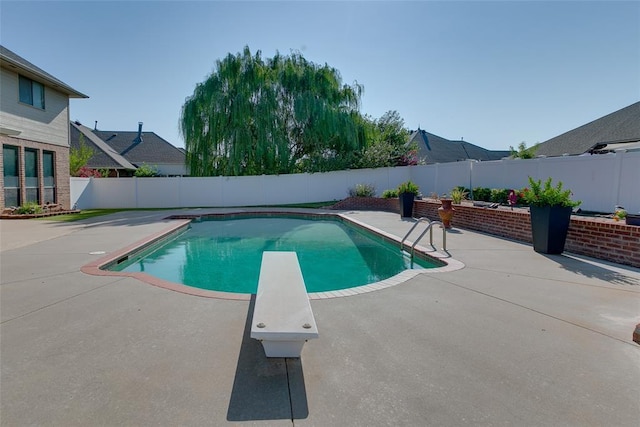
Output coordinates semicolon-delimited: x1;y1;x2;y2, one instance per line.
612;151;625;209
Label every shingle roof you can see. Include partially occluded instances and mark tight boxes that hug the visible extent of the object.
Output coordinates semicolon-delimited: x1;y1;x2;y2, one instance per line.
0;45;88;98
534;102;640;157
93;128;185;166
409;129;509;163
70;123;136;170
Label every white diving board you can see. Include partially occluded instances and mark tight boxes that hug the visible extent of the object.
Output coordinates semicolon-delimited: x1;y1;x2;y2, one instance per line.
250;251;319;358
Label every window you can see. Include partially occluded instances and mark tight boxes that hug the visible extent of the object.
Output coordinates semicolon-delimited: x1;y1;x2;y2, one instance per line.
43;151;56;204
3;145;20;207
25;148;39;203
19;75;45;109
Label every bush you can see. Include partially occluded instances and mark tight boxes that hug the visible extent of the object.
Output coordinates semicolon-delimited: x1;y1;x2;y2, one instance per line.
382;189;398;198
522;177;581;208
397;181;420;195
473;187;491;201
348;183;376;197
490;188;510;204
15;202;43;215
76;166;102;178
450;187;469;204
134;163;159;177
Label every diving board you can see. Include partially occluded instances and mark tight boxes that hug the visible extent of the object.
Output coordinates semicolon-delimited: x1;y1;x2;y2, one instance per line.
250;251;319;358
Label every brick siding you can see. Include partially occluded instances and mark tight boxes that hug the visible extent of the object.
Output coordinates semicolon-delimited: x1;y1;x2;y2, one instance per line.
1;135;71;210
331;197;640;268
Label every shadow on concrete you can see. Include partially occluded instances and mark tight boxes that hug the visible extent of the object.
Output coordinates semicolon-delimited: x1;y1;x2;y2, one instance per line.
226;295;309;422
550;254;640;287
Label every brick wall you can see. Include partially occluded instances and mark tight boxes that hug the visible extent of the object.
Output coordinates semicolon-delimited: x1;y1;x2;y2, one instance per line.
331;197;640;268
1;135;71;210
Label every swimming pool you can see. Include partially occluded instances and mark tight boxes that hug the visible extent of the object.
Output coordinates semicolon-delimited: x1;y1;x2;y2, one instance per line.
107;214;442;294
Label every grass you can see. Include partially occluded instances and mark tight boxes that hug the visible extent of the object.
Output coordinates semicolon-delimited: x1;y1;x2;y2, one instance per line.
37;209;128;222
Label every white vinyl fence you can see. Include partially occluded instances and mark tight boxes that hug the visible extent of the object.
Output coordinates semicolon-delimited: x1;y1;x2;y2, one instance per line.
71;151;640;214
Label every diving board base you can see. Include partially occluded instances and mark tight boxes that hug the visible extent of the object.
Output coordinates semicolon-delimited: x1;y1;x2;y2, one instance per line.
259;340;308;358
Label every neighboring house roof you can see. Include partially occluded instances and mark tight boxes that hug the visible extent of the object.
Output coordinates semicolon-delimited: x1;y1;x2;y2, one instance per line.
409;129;510;164
93;127;186;166
534;102;640;157
70;122;136;170
70;121;186;171
0;45;88;98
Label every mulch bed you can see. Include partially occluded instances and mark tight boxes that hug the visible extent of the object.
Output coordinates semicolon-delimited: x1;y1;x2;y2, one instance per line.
0;210;81;219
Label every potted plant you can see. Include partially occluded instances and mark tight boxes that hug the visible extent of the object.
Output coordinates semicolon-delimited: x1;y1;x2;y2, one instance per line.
449;187;468;204
397;181;419;218
522;177;581;254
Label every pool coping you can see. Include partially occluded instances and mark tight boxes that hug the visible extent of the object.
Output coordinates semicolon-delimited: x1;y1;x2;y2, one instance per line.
80;211;465;300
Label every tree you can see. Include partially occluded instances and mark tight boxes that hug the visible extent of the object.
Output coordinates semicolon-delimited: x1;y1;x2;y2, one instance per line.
70;134;95;176
510;142;537;159
180;46;366;176
358;111;417;168
134;163;159;177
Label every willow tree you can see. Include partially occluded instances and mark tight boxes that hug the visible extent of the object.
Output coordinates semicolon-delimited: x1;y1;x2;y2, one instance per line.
180;46;365;176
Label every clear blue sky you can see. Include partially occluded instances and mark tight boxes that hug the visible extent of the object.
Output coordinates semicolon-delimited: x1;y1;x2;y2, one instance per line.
2;1;638;150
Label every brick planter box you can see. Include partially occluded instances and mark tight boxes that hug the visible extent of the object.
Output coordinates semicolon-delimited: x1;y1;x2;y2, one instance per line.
331;197;640;268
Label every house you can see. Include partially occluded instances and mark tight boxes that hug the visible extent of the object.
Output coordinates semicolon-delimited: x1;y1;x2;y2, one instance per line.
409;128;510;164
534;102;640;157
70;121;137;177
1;45;88;211
71;121;187;176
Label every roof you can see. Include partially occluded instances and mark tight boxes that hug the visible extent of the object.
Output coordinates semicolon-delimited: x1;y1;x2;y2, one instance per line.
534;102;640;157
0;45;88;99
409;129;510;164
70;123;136;170
93;128;186;165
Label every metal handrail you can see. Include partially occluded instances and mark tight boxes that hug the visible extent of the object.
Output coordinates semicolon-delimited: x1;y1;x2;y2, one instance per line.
400;217;430;248
410;220;446;258
400;217;447;258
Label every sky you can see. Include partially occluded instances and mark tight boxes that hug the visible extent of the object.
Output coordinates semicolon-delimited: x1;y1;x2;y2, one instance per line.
1;0;638;150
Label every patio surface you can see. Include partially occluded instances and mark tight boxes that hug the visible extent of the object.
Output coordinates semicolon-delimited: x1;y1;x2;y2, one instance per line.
1;208;639;426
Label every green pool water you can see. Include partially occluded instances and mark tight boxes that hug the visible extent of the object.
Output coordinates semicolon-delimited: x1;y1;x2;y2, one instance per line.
112;216;438;293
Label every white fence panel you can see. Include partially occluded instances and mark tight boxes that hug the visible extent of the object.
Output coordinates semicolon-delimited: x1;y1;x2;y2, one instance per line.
430;162;471;197
617;151;640;214
70;177;92;209
409;164;437;196
536;155;616;213
260;174;309;205
70;151;640;213
343;167;410;198
221;175;267;207
136;177;181;208
306;171;350;202
91;178;137;209
178;177;222;207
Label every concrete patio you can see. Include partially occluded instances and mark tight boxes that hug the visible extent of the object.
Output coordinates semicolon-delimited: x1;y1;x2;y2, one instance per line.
1;209;639;426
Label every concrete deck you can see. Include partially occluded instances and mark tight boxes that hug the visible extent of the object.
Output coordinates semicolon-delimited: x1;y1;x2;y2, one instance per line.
1;209;639;426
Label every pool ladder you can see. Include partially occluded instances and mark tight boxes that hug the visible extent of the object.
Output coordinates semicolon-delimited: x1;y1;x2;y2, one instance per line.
400;217;447;259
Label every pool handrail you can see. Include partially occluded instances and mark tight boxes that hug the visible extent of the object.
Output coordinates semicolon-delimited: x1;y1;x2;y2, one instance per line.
400;217;447;258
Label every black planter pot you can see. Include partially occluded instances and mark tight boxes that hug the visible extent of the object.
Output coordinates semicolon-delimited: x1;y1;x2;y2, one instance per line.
626;214;640;226
529;205;573;254
399;193;415;218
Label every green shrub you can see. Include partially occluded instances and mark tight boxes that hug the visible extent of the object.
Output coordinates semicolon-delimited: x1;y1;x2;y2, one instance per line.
397;181;420;195
382;189;398;198
450;187;469;204
134;163;159;177
15;202;43;215
473;187;491;201
522;177;581;208
348;183;376;197
490;188;510;204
